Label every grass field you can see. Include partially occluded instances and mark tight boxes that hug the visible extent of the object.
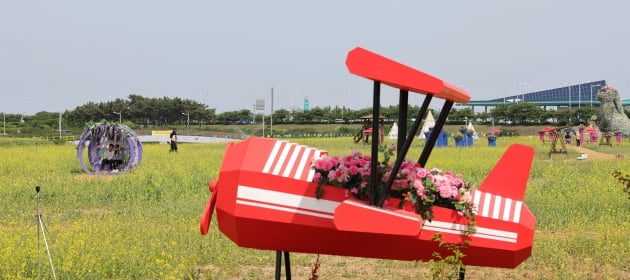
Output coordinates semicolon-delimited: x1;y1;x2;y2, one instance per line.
0;136;629;279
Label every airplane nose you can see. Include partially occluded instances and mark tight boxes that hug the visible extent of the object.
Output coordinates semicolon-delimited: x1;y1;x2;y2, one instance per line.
201;181;219;235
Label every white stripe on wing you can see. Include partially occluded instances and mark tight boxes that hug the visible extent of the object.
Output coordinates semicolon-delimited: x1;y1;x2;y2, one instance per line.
262;140;285;174
472;190;524;223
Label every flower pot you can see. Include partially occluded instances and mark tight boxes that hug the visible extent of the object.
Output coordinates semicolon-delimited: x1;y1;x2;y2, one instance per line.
488;137;497;147
455;137;464;147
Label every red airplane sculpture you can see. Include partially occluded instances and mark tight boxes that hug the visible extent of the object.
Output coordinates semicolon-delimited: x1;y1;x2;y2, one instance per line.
200;47;536;272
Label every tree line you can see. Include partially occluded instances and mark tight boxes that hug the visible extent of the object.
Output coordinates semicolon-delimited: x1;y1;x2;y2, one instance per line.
5;94;627;132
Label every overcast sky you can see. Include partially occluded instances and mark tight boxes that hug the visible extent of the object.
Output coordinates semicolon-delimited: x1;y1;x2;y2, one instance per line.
2;1;629;115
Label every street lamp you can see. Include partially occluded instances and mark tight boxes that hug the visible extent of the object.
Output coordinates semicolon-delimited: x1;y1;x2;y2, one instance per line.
590;84;600;107
270;87;274;137
3;112;5;136
518;82;529;103
560;82;572;111
577;81;582;108
113;111;121;123
182;112;190;135
496;83;506;105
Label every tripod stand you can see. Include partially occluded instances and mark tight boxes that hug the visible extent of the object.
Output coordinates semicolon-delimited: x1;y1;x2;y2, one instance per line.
36;186;57;280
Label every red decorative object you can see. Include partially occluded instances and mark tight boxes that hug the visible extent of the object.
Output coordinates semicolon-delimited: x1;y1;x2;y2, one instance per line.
200;137;536;268
199;47;536;272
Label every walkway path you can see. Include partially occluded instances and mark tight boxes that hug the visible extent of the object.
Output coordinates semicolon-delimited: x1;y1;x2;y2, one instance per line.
567;145;616;161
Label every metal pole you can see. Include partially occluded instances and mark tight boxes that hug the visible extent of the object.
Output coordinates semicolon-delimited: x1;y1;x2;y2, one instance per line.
270;87;274;138
578;82;581;108
36;186;57;280
419;101;454;166
397;90;408;151
569;85;571;111
182;112;190;135
262;114;265;137
378;94;433;207
369;81;380;206
465;116;469;146
590;84;600;107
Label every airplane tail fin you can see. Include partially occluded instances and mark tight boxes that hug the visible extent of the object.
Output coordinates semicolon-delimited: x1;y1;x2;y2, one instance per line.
476;144;535;201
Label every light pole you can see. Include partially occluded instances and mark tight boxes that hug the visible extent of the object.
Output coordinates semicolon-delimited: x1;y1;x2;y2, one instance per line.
270;87;274;138
3;112;5;136
182;112;190;135
113;111;121;123
58;112;62;138
577;82;582;108
518;82;528;103
590;84;600;107
496;83;506;105
560;82;572;111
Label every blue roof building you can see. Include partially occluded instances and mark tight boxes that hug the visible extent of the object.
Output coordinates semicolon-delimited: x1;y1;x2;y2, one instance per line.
457;80;630;112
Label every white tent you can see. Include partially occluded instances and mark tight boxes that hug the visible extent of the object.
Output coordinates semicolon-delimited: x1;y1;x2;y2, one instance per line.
467;121;479;139
418;111;435;139
388;122;398;139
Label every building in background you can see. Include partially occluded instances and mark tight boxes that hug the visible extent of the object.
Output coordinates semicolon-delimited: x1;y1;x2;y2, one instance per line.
458;80;630;112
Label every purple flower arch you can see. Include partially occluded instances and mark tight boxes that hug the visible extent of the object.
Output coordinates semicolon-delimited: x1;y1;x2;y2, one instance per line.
77;121;143;174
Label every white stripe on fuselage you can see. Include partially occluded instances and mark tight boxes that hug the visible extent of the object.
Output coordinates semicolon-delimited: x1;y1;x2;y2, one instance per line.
236;185;519;243
423;220;518;243
237;185;339;218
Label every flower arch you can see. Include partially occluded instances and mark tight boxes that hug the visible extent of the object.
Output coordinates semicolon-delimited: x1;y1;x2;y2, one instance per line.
77;121;143;174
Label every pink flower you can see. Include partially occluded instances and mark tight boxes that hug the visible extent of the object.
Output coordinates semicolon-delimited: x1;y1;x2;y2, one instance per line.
416;168;430;178
313;157;329;170
438;184;452;198
313;172;321;182
412;179;424;190
312;148;476;221
349;165;359;175
327;171;337;182
451;178;464;187
461;192;472;203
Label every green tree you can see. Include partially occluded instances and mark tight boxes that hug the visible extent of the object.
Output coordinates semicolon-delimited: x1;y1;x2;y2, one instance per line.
574;106;597;125
490;104;509;124
273;109;291;123
448;107;474;124
507;102;543;124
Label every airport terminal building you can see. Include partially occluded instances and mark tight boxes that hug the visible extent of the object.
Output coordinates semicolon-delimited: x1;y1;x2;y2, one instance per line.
458;80;630;112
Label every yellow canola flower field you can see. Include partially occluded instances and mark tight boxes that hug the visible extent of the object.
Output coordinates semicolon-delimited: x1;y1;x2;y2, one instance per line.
0;136;628;279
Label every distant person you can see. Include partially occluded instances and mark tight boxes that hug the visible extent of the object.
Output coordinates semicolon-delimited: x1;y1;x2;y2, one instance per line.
113;144;124;170
101;144;116;170
169;129;178;152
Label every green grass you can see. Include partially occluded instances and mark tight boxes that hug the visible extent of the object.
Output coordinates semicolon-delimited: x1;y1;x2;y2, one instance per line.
0;137;628;279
